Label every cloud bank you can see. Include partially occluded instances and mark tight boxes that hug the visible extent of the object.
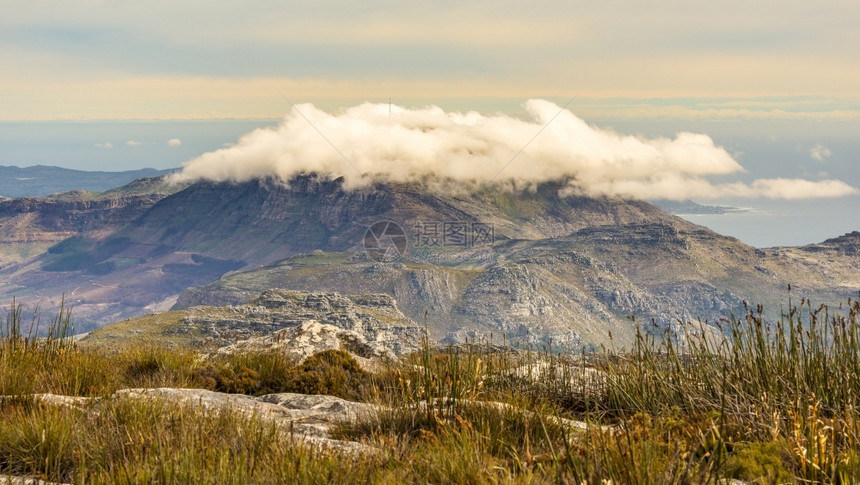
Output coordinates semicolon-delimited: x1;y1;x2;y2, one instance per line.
172;100;857;201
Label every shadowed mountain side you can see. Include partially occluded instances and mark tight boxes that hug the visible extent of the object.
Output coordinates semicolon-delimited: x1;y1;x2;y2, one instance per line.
103;176;679;266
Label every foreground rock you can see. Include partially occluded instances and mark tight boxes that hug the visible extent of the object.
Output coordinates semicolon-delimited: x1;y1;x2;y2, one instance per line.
117;388;378;454
0;475;70;485
505;360;607;395
3;388;380;456
11;387;604;453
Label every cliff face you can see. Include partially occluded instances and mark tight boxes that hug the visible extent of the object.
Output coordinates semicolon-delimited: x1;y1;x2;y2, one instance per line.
175;289;423;355
0;194;165;243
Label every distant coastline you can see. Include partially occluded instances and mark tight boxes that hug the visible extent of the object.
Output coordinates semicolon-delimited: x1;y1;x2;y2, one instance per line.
651;199;747;215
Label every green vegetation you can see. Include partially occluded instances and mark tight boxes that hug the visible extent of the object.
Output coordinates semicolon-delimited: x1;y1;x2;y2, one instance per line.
2;296;860;482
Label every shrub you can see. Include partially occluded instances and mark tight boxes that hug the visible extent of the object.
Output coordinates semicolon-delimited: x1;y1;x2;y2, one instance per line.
289;349;370;400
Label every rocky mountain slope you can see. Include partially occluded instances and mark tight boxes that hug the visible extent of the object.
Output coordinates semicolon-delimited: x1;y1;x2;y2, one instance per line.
0;193;166;245
81;289;423;358
2;175;858;345
172;228;859;348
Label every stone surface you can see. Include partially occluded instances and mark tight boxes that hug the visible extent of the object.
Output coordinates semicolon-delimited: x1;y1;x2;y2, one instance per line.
417;398;609;432
116;388;380;454
1;387;381;456
0;475;70;485
505;361;607;395
4;385;616;456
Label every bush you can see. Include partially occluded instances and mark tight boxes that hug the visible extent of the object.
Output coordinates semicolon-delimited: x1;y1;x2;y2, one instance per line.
288;349;370;400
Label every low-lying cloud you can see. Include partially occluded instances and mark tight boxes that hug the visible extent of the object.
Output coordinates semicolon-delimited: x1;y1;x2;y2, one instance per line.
172;100;857;201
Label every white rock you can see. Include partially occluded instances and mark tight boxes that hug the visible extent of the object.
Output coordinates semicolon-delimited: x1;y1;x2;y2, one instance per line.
216;319;396;371
114;388;379;454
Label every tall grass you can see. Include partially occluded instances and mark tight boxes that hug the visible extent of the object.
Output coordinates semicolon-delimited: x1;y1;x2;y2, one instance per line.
595;296;860;482
3;296;860;482
0;396;381;484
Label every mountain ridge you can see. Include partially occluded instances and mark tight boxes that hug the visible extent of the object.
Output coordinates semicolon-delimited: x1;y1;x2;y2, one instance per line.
1;174;857;346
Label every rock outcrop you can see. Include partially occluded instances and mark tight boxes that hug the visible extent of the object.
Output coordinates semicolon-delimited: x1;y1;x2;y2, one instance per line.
171;289;424;359
217;319;416;370
117;388;378;453
3;389;380;456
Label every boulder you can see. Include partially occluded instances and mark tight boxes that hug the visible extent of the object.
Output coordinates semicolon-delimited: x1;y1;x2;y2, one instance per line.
115;388;379;454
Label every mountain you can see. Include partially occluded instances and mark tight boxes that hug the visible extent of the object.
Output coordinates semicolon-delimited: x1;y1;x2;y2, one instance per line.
0;165;176;198
1;175;857;346
171;226;858;348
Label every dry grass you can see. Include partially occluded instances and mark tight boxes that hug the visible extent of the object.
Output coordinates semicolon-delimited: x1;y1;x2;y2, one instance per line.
2;296;860;482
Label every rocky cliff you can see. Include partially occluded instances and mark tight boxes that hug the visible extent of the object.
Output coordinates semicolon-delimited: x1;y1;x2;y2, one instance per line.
0;193;165;244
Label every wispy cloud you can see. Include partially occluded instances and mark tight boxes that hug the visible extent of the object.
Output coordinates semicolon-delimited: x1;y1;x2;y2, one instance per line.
172;100;857;201
810;144;832;161
126;140;142;147
94;142;112;149
167;138;182;147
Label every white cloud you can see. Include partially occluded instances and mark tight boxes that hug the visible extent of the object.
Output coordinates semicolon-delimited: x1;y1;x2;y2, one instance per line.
126;140;142;147
573;176;857;200
171;100;857;201
94;142;112;149
810;144;832;161
167;138;182;147
747;178;855;199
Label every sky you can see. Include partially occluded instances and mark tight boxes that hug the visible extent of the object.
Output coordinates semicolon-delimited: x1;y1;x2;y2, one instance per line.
1;0;858;247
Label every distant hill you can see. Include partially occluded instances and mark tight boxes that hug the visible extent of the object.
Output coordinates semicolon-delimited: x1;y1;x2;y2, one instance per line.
0;165;176;198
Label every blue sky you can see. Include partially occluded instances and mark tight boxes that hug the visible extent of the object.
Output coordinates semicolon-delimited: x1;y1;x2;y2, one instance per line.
0;0;858;246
